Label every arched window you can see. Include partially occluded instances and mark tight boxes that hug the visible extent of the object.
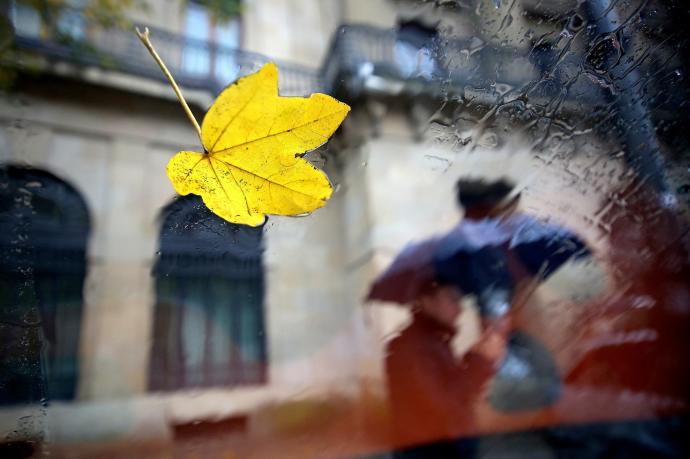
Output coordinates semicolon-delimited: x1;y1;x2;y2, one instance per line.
0;165;90;405
149;195;266;391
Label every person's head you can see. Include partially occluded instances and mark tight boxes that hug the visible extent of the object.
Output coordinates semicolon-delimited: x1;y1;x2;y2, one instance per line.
456;177;520;219
412;281;462;328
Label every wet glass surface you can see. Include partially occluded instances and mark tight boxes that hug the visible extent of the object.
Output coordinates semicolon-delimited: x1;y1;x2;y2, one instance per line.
1;1;689;458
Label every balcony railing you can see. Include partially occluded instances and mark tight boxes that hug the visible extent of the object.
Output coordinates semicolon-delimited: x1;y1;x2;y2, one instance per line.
321;24;607;111
11;9;323;97
11;6;605;110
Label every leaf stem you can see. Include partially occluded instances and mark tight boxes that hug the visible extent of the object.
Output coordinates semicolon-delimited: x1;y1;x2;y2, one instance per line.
135;27;204;148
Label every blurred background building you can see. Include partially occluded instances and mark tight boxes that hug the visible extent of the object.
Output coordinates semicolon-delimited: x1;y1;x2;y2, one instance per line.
0;0;689;457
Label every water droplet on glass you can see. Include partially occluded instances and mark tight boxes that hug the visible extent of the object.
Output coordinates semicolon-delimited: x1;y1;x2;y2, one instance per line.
478;131;499;148
495;83;513;96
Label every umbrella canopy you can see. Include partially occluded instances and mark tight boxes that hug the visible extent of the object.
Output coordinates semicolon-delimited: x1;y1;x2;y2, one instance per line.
434;213;590;316
366;238;440;305
501;214;590;278
367;214;589;308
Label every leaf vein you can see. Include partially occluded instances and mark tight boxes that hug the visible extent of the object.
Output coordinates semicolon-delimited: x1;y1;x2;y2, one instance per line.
211;110;346;154
212;157;325;200
208;82;264;152
209;157;251;215
182;156;206;183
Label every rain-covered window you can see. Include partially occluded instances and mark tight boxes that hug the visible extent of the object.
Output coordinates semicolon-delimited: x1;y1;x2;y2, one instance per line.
1;0;689;458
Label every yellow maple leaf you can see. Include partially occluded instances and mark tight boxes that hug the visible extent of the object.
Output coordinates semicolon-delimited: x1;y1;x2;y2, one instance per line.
168;64;350;226
136;29;350;226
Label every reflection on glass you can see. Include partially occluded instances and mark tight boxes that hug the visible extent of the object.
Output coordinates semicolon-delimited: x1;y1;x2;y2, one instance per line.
1;0;689;457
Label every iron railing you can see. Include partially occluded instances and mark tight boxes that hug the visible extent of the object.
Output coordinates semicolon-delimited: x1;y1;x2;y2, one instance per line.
321;24;607;110
11;9;602;107
11;10;323;97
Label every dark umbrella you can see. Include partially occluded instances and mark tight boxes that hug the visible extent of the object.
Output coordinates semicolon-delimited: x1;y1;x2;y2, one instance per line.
366;238;440;304
367;214;589;306
433;214;590;316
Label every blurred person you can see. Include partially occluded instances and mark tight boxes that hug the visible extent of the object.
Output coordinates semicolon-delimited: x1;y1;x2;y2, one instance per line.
368;176;592;456
436;177;590;323
435;177;591;412
384;278;505;458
